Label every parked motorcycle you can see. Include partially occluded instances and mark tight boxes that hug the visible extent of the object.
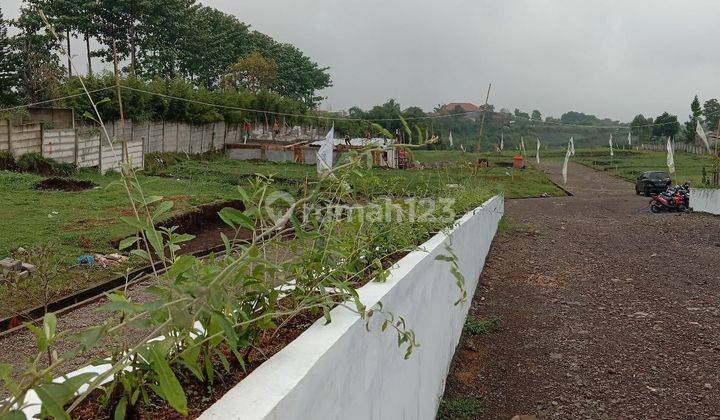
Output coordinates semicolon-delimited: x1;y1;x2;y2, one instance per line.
650;183;690;213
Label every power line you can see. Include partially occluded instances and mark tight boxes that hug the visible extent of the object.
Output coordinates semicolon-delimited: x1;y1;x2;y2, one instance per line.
118;86;688;129
118;85;484;123
0;83;691;130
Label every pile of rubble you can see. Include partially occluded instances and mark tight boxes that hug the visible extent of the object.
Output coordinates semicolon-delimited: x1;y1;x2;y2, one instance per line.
0;256;36;279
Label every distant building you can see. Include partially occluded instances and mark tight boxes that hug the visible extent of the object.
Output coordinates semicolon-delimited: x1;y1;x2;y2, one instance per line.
441;103;481;120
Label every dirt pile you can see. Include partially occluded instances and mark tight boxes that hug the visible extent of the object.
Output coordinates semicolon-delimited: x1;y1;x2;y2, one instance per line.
35;177;95;192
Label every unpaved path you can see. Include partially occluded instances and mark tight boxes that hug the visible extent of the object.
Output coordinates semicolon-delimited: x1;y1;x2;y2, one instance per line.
442;162;720;419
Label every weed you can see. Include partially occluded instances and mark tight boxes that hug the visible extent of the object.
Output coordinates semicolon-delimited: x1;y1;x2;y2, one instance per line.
438;396;487;419
463;337;477;351
16;153;76;176
463;315;501;336
0;151;17;171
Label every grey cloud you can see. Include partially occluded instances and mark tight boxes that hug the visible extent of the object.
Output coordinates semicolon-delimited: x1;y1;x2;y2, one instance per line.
5;0;720;121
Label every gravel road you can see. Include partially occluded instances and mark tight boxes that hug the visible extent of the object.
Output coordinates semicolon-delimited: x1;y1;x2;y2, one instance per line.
442;162;720;419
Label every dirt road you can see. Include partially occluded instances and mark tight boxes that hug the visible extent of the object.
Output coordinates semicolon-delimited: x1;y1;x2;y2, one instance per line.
442;163;720;419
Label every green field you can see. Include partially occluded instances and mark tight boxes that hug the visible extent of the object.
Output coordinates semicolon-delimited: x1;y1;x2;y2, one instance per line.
553;148;717;186
0;152;564;315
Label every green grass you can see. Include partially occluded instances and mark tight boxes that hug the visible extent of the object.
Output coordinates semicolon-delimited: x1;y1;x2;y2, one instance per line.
542;147;716;187
437;396;487;419
0;151;564;315
463;315;501;335
0;170;238;259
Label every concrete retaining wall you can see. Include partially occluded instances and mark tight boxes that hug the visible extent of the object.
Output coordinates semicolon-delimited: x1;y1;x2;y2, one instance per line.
265;149;294;163
227;147;263;160
691;188;720;215
201;195;505;420
42;129;76;164
6;122;42;157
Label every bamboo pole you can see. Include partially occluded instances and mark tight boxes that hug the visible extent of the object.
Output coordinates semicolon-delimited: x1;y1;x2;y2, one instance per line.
477;83;492;154
112;38;128;164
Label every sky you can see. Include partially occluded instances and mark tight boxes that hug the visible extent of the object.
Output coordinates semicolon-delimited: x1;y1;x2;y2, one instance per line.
4;0;720;122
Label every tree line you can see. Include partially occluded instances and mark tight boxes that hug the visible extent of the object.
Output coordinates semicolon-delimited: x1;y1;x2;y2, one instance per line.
630;95;720;144
0;1;331;112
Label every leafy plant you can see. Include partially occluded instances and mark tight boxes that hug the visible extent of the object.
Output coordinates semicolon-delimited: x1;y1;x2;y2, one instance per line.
0;151;16;171
463;315;501;336
15;153;76;176
437;396;487;419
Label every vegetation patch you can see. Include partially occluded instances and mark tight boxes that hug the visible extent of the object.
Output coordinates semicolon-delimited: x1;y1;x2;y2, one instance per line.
0;152;17;171
464;315;501;335
437;396;488;419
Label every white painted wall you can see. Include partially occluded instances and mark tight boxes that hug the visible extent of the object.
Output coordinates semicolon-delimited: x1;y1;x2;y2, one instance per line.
691;188;720;215
200;195;504;420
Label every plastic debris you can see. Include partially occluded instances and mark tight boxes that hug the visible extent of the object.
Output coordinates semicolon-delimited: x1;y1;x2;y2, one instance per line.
76;254;95;266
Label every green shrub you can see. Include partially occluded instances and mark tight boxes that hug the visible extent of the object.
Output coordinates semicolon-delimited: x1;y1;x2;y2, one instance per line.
438;397;487;419
0;151;17;171
16;153;76;176
463;315;501;335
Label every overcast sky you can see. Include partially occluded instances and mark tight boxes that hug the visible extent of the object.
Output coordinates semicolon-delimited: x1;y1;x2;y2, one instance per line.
5;0;720;121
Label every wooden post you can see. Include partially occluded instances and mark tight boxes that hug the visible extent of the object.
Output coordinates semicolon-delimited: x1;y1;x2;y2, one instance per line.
477;83;492;154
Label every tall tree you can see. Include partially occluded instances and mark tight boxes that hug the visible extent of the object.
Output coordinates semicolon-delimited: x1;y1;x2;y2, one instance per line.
703;99;720;132
249;31;331;106
0;5;18;106
514;108;529;119
531;109;542;121
91;0;144;72
135;0;198;79
221;52;277;92
652;112;680;138
683;95;703;143
11;5;65;103
630;114;653;142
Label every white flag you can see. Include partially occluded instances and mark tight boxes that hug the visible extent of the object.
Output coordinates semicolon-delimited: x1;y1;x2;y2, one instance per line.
449;131;454;147
569;137;575;156
536;137;541;164
460;144;466;153
562;146;571;184
628;131;632;146
317;124;334;175
666;137;675;174
609;134;614;157
500;132;504;151
696;120;711;153
520;137;526;157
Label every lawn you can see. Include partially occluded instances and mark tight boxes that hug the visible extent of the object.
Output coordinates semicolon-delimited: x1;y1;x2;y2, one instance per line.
0;151;564;316
556;148;717;186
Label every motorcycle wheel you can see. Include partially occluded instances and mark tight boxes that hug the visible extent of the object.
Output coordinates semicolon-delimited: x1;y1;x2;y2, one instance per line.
650;203;661;213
